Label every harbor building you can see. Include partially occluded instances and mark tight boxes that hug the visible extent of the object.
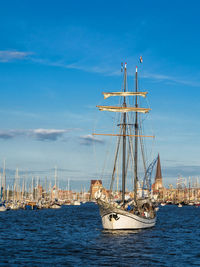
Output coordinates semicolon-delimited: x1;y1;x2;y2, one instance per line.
90;180;103;200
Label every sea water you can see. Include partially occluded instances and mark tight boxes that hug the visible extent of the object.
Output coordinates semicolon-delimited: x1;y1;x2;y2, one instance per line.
0;203;200;266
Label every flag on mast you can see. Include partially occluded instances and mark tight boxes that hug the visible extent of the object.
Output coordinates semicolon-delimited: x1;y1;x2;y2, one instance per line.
121;62;123;72
140;56;143;63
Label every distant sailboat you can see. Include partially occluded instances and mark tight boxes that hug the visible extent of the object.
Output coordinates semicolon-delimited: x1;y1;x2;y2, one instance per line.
0;183;6;212
73;200;81;206
50;202;61;209
0;203;7;212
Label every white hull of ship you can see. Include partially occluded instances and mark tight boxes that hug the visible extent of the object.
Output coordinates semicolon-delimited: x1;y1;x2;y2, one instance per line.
101;211;156;230
97;198;156;230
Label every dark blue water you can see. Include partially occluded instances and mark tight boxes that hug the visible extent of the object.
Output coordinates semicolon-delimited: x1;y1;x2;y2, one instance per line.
0;204;200;266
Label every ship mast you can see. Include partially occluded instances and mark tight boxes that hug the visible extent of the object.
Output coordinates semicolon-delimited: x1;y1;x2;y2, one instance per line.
93;63;152;203
134;66;138;204
122;63;127;204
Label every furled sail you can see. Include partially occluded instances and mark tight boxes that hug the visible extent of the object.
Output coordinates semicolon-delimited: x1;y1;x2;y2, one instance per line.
103;92;147;99
97;106;150;113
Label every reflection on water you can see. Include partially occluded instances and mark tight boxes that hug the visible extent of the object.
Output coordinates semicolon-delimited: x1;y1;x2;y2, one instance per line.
102;229;142;235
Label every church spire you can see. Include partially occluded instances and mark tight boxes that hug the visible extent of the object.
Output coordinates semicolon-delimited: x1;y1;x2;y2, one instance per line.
154;153;163;190
155;153;162;180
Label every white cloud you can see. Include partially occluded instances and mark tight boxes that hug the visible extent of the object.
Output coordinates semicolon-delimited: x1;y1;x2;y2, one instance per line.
79;134;104;146
0;50;31;62
30;129;70;141
0;129;71;141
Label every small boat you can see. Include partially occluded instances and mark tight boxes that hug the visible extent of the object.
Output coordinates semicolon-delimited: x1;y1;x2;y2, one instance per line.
73;200;81;206
25;201;38;210
63;200;72;206
9;202;20;210
0;187;7;211
0;203;7;212
50;202;61;209
94;63;157;230
178;203;182;208
160;203;166;206
188;202;194;206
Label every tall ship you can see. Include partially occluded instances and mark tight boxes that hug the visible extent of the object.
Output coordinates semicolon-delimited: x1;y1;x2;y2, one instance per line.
94;63;157;230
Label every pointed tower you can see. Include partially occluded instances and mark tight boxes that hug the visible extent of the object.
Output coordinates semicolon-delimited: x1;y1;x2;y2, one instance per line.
154;154;163;190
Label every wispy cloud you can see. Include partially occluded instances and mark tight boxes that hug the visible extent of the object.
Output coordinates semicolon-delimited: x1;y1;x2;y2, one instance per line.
2;50;200;87
0;129;72;141
0;109;42;119
31;57;118;76
0;50;31;62
79;134;105;146
163;164;200;178
0;131;17;139
33;57;200;87
142;71;200;87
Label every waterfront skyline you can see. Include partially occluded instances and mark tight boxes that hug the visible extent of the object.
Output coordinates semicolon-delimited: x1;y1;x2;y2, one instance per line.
1;0;200;190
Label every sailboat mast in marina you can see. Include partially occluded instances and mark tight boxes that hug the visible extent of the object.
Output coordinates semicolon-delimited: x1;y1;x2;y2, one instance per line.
94;63;157;230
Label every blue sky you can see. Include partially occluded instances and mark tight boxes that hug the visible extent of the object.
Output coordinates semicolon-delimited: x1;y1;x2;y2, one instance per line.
1;0;200;190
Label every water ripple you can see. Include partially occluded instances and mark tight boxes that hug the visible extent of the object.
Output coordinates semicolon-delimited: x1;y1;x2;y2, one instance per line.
0;204;200;266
